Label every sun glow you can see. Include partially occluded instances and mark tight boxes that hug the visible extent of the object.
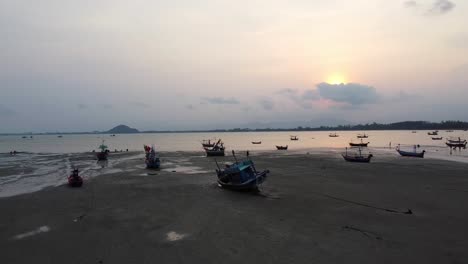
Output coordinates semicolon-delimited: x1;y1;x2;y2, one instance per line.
326;73;347;85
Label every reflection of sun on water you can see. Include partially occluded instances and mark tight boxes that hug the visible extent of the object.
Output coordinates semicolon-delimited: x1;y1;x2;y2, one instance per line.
326;74;347;85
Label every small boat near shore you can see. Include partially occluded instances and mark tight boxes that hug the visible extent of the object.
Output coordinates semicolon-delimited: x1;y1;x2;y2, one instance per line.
68;169;83;187
251;141;262;144
329;133;339;137
144;145;161;169
396;145;425;158
349;139;369;147
202;139;216;148
342;147;373;163
205;139;225;156
357;133;369;138
427;131;438;136
96;140;109;160
431;137;443;140
290;136;299;141
215;151;269;191
276;145;288;150
446;137;467;149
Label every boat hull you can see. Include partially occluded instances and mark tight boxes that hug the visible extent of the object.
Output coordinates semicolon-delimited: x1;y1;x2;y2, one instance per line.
206;150;225;156
252;142;262;144
96;152;108;161
217;170;269;191
397;149;425;158
446;142;467;148
68;176;83;187
342;154;372;163
349;143;369;147
276;146;288;150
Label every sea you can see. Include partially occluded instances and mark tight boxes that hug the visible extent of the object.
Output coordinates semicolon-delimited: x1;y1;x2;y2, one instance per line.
0;130;467;198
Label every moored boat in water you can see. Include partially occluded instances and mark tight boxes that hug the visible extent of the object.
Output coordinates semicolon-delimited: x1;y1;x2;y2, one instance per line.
427;131;438;136
349;139;369;147
202;139;216;148
431;137;443;140
276;145;288;150
290;135;299;141
357;133;369;138
251;141;262;144
329;133;339;137
215;151;269;191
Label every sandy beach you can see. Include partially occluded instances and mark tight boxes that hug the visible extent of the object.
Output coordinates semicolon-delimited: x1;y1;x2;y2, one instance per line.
1;151;468;263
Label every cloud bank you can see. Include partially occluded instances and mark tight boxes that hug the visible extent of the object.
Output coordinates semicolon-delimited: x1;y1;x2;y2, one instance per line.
201;97;240;105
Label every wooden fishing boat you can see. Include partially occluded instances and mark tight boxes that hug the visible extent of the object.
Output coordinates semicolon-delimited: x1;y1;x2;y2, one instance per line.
446;139;467;149
349;139;369;147
276;145;288;150
427;131;438;136
412;131;417;133
329;133;339;137
357;133;369;138
96;140;109;160
431;137;443;140
396;146;425;158
216;151;269;191
202;139;216;148
290;136;299;141
68;169;83;187
205;139;225;156
251;141;262;144
342;147;373;163
144;145;161;169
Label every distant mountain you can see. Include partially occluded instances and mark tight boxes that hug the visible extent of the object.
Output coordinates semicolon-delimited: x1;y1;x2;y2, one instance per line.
106;125;139;134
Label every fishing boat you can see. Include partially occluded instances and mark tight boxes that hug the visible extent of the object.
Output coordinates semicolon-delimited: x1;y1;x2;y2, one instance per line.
205;139;225;156
446;137;467;149
144;145;161;169
68;169;83;187
349;139;369;147
329;133;339;137
251;141;262;144
446;130;454;132
276;145;288;150
201;139;216;148
22;136;27;139
396;145;425;158
342;147;373;163
215;151;269;191
96;140;109;160
431;137;443;140
57;135;63;138
357;133;369;138
290;135;299;141
412;131;417;133
427;131;438;136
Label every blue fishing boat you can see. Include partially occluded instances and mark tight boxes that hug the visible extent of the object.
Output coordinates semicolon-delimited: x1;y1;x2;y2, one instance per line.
144;145;161;169
216;151;269;191
396;145;425;158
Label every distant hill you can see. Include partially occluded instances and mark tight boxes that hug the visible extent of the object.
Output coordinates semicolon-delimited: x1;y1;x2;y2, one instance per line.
106;125;139;134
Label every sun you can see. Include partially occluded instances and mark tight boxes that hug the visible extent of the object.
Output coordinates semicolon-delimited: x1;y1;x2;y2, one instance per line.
326;73;347;85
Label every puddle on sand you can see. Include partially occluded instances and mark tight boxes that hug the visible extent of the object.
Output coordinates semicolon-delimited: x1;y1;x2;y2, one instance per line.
162;166;208;174
13;226;50;240
166;231;187;241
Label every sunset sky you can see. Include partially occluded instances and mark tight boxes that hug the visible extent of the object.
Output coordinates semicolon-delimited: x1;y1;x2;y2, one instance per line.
1;0;467;132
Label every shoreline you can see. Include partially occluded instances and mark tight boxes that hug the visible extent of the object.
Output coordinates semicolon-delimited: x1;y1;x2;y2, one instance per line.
1;150;468;263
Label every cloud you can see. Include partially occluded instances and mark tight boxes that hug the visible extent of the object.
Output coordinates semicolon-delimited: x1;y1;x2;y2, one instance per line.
259;99;274;111
429;0;455;15
77;103;87;110
276;88;318;109
390;90;422;102
130;102;151;108
0;105;16;117
404;0;418;8
316;83;379;105
201;97;240;105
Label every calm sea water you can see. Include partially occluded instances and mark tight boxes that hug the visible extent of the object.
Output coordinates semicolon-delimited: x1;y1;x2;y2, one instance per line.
0;130;467;153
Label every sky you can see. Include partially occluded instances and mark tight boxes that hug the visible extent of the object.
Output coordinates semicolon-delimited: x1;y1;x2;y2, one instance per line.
1;0;467;132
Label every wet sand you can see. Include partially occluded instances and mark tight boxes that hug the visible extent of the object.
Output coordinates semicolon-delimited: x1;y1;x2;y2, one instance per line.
1;151;468;263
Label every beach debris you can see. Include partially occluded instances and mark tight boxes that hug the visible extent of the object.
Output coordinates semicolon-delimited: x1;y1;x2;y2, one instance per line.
166;231;187;241
312;191;413;215
342;225;382;240
73;214;87;222
13;226;50;240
